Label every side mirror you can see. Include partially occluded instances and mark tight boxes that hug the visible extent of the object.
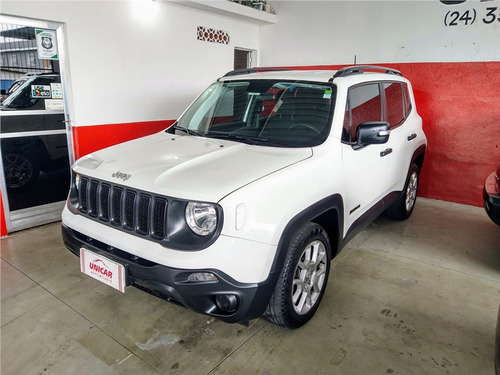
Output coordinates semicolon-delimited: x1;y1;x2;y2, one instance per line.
355;122;390;148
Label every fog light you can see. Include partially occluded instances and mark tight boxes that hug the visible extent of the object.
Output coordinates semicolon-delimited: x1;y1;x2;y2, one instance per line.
215;294;238;313
188;272;218;282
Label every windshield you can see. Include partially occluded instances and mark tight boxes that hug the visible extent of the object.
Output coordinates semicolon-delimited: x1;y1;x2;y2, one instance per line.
174;79;336;147
1;75;60;110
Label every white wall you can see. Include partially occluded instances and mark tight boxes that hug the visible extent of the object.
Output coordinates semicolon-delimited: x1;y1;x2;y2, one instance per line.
1;0;260;126
262;0;500;66
3;0;497;125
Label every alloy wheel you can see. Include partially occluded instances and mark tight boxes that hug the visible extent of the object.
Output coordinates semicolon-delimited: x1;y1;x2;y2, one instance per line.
405;171;418;212
291;240;328;315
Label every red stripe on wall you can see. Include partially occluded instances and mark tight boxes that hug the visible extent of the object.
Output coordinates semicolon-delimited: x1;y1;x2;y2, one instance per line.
382;62;500;207
70;62;500;208
0;191;7;236
72;120;175;160
277;61;500;207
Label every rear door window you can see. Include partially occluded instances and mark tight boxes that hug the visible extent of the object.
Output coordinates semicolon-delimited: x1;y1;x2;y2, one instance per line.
383;82;413;129
384;82;405;128
343;83;382;142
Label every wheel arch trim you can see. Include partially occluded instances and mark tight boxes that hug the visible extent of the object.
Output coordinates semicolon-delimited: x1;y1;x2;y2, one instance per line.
268;194;344;280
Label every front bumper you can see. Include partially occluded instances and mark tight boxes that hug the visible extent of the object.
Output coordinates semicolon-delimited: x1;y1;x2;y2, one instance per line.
483;172;500;226
62;224;276;324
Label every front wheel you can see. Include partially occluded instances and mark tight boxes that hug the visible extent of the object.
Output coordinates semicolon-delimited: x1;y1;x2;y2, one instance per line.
386;163;419;220
264;222;331;329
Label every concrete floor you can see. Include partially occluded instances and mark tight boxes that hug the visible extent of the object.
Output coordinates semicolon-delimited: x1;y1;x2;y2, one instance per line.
2;198;500;375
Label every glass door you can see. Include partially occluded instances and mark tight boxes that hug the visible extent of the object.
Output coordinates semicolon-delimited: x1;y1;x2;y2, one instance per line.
0;16;72;232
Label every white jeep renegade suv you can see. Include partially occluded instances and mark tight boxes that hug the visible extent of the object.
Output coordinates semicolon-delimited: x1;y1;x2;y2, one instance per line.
62;66;427;328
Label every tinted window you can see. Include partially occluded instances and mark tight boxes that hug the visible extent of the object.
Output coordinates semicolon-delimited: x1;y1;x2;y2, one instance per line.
176;80;335;148
384;82;404;128
343;83;382;142
403;83;412;117
1;75;60;110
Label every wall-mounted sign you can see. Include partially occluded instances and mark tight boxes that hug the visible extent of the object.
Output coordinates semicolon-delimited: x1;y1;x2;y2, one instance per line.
440;0;467;4
45;99;64;111
35;29;58;60
442;1;500;27
31;85;51;98
50;83;63;99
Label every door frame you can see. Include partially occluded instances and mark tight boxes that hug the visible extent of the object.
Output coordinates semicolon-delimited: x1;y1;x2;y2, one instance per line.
0;14;74;233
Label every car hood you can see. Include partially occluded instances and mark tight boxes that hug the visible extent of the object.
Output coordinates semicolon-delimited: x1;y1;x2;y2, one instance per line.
73;132;313;202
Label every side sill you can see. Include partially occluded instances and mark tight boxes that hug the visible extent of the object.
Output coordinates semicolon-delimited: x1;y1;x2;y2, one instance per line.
342;190;400;247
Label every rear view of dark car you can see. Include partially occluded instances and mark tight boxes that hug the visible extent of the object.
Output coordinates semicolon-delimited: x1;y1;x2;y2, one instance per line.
484;161;500;226
1;73;68;190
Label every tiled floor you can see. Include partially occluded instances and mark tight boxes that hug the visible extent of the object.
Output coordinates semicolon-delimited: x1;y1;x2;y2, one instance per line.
2;198;499;374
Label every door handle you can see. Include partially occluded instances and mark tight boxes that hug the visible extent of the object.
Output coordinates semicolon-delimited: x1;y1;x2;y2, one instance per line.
407;133;417;141
380;148;393;157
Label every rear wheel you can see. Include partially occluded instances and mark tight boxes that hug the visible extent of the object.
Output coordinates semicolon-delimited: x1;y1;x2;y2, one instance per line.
265;222;331;329
3;152;40;190
386;163;419;220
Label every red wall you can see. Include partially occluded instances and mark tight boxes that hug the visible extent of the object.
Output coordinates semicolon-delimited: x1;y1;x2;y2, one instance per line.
281;61;500;207
72;62;499;207
385;62;499;207
72;120;175;160
0;192;6;237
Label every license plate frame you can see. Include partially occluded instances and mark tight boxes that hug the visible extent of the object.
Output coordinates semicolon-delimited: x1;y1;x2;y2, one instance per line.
80;248;126;293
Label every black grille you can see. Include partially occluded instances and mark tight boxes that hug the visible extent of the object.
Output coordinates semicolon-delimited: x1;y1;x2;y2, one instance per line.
111;187;123;225
78;177;168;239
100;184;110;221
89;180;99;217
152;199;167;238
124;191;136;230
137;195;151;235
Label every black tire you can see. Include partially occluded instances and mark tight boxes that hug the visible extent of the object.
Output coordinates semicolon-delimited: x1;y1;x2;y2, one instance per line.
264;222;331;329
386;163;419;220
3;152;40;190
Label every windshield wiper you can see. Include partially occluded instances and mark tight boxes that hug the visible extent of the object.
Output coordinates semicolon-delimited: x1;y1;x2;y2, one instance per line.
206;132;270;145
172;124;202;137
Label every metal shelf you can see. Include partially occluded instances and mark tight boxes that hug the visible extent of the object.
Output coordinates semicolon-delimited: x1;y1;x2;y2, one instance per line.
170;0;277;25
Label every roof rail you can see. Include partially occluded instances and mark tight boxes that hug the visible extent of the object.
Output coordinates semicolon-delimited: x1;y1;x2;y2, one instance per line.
330;65;402;81
219;67;290;79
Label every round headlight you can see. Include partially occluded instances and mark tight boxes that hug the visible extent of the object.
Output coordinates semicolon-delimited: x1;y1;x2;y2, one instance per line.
74;173;81;192
185;202;217;236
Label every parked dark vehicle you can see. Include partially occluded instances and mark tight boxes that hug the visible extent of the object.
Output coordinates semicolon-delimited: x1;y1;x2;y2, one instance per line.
483;161;500;226
1;73;68;190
